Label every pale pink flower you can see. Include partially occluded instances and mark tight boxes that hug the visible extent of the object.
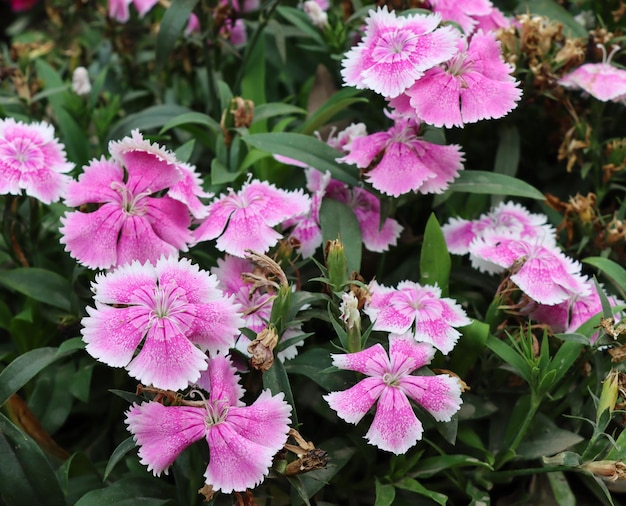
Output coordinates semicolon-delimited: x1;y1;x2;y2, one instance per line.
10;0;38;11
469;232;590;305
559;45;626;103
220;19;247;46
474;4;513;33
60;131;206;270
72;67;91;96
404;30;522;128
442;201;555;255
339;114;464;197
325;123;367;152
341;6;459;98
324;335;462;454
0;118;73;204
81;256;244;391
193;180;310;258
304;0;328;28
430;0;493;36
125;356;291;493
364;281;471;354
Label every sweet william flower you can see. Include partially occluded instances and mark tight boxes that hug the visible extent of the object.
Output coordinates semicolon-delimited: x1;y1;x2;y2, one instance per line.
339;114;464;197
81;256;244;391
125;356;291;493
0;118;73;204
60;130;206;270
430;0;493;36
365;281;470;354
193;180;310;258
324;335;462;454
403;30;522;128
341;6;459;98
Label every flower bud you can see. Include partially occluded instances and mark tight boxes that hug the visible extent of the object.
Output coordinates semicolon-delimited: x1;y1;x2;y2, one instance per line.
325;239;348;292
72;66;91;96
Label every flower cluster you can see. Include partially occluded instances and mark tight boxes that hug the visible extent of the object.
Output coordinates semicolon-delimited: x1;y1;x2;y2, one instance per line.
60;130;209;270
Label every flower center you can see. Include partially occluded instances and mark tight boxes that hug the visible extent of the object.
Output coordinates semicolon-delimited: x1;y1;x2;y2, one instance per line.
382;371;400;387
373;29;417;62
204;399;229;427
446;50;472;79
149;283;188;320
111;181;152;216
0;137;44;173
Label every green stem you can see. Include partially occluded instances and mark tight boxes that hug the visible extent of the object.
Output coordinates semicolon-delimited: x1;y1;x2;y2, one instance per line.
495;393;541;470
486;465;573;480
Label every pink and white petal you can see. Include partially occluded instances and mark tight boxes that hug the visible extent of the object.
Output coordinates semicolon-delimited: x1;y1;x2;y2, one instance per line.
125;403;206;475
359;214;403;252
204;411;287;493
81;304;149;367
529;300;569;332
127;320;208;390
59;205;125;270
460;73;522;125
132;0;159;17
188;300;244;355
439;297;472;327
242;181;311;226
371;299;416;334
366;142;436;197
215;212;283;257
145;195;193;250
92;260;156;305
64;157;123;206
331;343;390;376
416;142;465;194
468;234;523;269
324;378;385;424
290;215;323;258
406;69;464;128
338;132;390;168
156;256;220;304
20;166;71;204
223;390;291;447
196;355;245;406
192;194;240;244
167;162;212;219
400;374;462;421
365;387;423;454
388;335;435;373
442;217;480;255
108;0;131;21
414;318;461;355
115;216;181;268
511;259;571;305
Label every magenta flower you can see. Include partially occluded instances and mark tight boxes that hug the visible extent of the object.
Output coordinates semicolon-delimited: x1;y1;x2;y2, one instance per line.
469;232;590;305
341;6;459;98
442;201;554;255
324;335;462;454
364;281;471;354
0;118;73;204
430;0;493;36
339;114;464;197
126;356;291;493
60;131;205;270
193;180;310;258
81;256;244;391
404;30;522;128
108;0;159;22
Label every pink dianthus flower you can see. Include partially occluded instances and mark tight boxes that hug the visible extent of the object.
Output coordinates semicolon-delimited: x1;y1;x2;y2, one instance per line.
81;256;244;391
60;130;207;270
125;356;291;493
193;180;310;258
429;0;493;36
341;6;459;98
364;281;471;354
0;118;73;204
324;335;463;454
469;232;590;305
339;114;464;197
403;30;522;128
108;0;158;22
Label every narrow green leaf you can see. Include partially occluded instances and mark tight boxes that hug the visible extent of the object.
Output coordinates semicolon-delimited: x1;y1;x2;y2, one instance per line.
0;268;71;311
547;471;577;506
277;6;325;45
449;319;489;378
155;0;199;72
447;170;545;200
298;88;368;135
420;213;451;295
486;335;531;383
253;103;306;123
74;477;174;505
263;358;298;426
548;341;584;386
375;479;395;506
0;413;65;506
107;105;193;142
583;257;626;299
284;347;351;392
412;454;492;478
319;199;362;274
0;346;77;407
395;477;448;506
159;111;220;136
103;437;137;481
243;132;359;186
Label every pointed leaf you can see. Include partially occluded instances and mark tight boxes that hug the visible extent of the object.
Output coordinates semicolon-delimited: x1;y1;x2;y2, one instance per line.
446;170;544;200
420;213;451;295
